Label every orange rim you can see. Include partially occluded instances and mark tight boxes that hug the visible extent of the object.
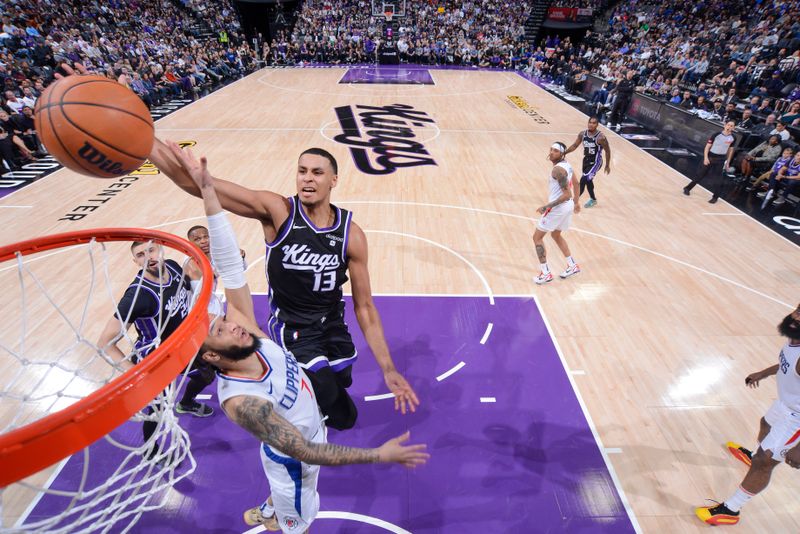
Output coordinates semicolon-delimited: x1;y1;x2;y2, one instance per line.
0;228;213;487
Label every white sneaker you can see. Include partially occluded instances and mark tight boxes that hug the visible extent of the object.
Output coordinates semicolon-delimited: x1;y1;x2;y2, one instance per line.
559;264;581;279
774;196;786;206
760;189;774;210
534;271;554;285
614;123;621;132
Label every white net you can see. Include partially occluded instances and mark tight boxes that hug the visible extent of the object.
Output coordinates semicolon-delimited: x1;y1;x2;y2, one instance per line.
0;234;210;533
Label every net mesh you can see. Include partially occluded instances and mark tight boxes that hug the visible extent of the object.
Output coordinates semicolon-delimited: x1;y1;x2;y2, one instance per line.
0;235;208;533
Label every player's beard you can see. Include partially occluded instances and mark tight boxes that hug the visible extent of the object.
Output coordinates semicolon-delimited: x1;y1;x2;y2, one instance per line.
145;261;165;279
217;332;260;361
778;314;800;340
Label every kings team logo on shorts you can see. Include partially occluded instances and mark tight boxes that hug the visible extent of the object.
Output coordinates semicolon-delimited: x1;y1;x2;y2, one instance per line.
332;103;437;175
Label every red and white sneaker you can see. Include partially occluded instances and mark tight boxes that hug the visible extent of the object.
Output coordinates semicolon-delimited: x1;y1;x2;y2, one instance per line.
559;264;581;279
534;271;553;285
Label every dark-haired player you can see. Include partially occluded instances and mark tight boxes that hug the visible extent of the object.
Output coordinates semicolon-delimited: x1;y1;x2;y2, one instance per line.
149;139;418;431
184;224;246;317
534;142;581;285
177;145;428;532
696;304;800;526
97;241;216;454
564;116;611;208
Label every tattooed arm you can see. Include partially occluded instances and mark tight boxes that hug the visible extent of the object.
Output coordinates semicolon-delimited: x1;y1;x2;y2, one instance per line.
224;395;429;467
537;166;573;214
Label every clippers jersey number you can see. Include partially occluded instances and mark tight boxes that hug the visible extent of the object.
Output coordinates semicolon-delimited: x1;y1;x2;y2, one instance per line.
313;271;337;292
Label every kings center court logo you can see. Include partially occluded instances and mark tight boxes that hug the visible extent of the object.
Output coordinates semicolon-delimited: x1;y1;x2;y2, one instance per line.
332;103;437;175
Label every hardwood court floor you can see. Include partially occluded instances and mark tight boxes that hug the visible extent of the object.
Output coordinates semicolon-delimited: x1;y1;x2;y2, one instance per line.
1;67;799;532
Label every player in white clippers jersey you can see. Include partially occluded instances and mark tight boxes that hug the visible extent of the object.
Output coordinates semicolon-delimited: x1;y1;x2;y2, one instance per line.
175;146;429;534
184;224;247;318
533;142;582;285
696;304;800;526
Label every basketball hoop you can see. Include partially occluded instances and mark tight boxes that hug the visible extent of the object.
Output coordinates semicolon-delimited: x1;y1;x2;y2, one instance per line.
0;228;212;531
384;10;393;23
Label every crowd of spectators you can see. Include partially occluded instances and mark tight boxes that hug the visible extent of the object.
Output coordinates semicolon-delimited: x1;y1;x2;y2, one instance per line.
283;0;529;68
3;0;800;199
527;0;800;199
181;0;242;37
0;0;253;170
537;0;800;122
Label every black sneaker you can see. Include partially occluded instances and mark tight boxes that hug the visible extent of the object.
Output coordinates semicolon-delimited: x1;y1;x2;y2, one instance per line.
708;195;719;204
683;186;691;196
176;401;214;417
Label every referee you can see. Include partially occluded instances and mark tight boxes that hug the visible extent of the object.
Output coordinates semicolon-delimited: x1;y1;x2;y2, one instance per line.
683;120;737;204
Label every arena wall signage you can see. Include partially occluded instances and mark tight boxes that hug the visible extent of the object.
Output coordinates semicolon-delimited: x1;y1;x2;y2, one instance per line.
581;75;733;153
332;103;437;175
0;156;62;199
774;216;800;236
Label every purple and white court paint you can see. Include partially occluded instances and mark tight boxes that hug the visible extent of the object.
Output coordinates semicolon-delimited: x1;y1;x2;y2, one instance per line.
28;296;635;533
339;67;435;85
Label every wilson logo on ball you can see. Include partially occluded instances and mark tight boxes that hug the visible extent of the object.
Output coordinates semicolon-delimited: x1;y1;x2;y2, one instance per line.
33;74;154;179
77;142;132;176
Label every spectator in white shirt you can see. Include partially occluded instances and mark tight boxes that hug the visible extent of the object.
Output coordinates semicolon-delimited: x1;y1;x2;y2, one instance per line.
20;87;36;108
4;91;26;113
771;121;791;142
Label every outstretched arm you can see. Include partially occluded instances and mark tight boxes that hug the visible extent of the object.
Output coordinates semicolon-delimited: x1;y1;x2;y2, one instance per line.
348;223;420;414
745;364;779;388
150;138;289;223
168;144;263;333
564;132;582;155
224;395;429;467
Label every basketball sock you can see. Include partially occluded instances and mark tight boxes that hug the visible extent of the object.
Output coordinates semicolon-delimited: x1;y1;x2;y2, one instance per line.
259;499;275;517
724;486;755;512
143;420;158;458
566;256;576;267
540;263;550;274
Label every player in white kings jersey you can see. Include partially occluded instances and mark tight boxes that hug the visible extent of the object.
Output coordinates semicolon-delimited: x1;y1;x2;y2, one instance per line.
696;304;800;526
174;147;429;533
533;142;581;285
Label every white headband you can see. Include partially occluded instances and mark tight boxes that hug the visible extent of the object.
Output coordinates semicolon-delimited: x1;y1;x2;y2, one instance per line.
551;142;566;152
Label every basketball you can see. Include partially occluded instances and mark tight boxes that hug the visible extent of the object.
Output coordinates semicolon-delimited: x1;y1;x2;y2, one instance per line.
33;75;154;179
